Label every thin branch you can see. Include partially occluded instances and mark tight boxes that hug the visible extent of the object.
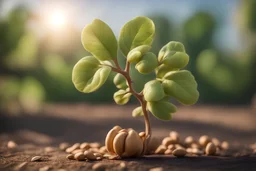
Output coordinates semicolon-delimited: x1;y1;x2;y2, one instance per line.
107;58;152;156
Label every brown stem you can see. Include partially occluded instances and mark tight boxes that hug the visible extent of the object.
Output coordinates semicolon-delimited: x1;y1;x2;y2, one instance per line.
108;60;151;155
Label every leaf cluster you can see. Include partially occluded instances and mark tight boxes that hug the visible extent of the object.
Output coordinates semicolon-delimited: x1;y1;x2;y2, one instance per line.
72;16;199;121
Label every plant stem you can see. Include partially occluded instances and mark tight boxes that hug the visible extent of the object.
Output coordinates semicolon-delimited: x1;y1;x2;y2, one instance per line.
111;59;151;155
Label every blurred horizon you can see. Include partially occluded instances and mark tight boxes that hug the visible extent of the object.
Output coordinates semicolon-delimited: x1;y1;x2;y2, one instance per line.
1;0;241;52
0;0;256;115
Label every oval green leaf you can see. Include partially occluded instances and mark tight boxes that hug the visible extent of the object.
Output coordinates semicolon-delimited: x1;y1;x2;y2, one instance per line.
113;89;132;105
132;106;144;117
147;100;177;121
135;52;158;74
143;80;165;102
119;16;155;56
72;56;111;93
127;45;151;63
158;41;186;62
162;70;199;105
81;19;117;61
113;73;128;89
162;52;189;69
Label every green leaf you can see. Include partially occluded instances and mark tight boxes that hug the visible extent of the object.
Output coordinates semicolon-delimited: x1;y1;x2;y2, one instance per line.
119;16;155;56
113;89;132;105
162;70;199;105
162;52;189;69
127;45;151;63
147;100;177;121
81;19;117;61
143;80;165;102
132;106;144;117
158;41;186;62
155;64;178;78
135;52;158;74
113;73;128;89
72;56;111;93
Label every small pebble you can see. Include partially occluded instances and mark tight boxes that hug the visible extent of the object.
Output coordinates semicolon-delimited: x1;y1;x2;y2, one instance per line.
74;152;85;161
205;142;216;155
199;135;211;147
15;162;27;170
31;156;42;162
66;154;75;160
221;141;229;150
120;162;126;169
149;167;164;171
39;166;51;171
250;143;256;149
7;141;17;149
59;143;69;151
92;163;107;171
172;148;186;157
44;146;55;153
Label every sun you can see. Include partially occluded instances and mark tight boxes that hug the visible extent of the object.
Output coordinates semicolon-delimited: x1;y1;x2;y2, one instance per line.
48;10;67;29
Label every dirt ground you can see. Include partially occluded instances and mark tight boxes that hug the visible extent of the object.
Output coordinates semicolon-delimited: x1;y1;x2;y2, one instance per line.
0;104;256;171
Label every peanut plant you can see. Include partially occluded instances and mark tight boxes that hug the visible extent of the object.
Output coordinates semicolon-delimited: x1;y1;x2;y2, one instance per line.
72;16;199;156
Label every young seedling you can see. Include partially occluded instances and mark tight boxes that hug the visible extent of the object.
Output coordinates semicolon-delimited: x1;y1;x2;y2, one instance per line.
72;16;199;157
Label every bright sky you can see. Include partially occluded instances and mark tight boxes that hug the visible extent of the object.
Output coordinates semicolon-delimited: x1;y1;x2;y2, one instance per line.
1;0;241;52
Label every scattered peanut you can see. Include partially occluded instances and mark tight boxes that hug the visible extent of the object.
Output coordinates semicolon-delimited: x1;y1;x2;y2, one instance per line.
205;142;216;155
39;166;51;171
164;149;173;155
155;145;167;154
59;142;69;151
184;136;194;146
31;156;42;162
92;163;107;171
172;148;186;157
80;142;90;150
162;137;175;147
74;152;85;161
72;149;84;154
221;141;229;150
149;167;164;171
66;143;80;153
7;141;17;149
44;147;55;153
199;135;211;147
169;131;179;143
84;150;97;160
211;138;220;147
94;152;103;158
66;154;75;160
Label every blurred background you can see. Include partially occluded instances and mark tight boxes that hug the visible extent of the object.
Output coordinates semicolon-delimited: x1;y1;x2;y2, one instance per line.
0;0;256;116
